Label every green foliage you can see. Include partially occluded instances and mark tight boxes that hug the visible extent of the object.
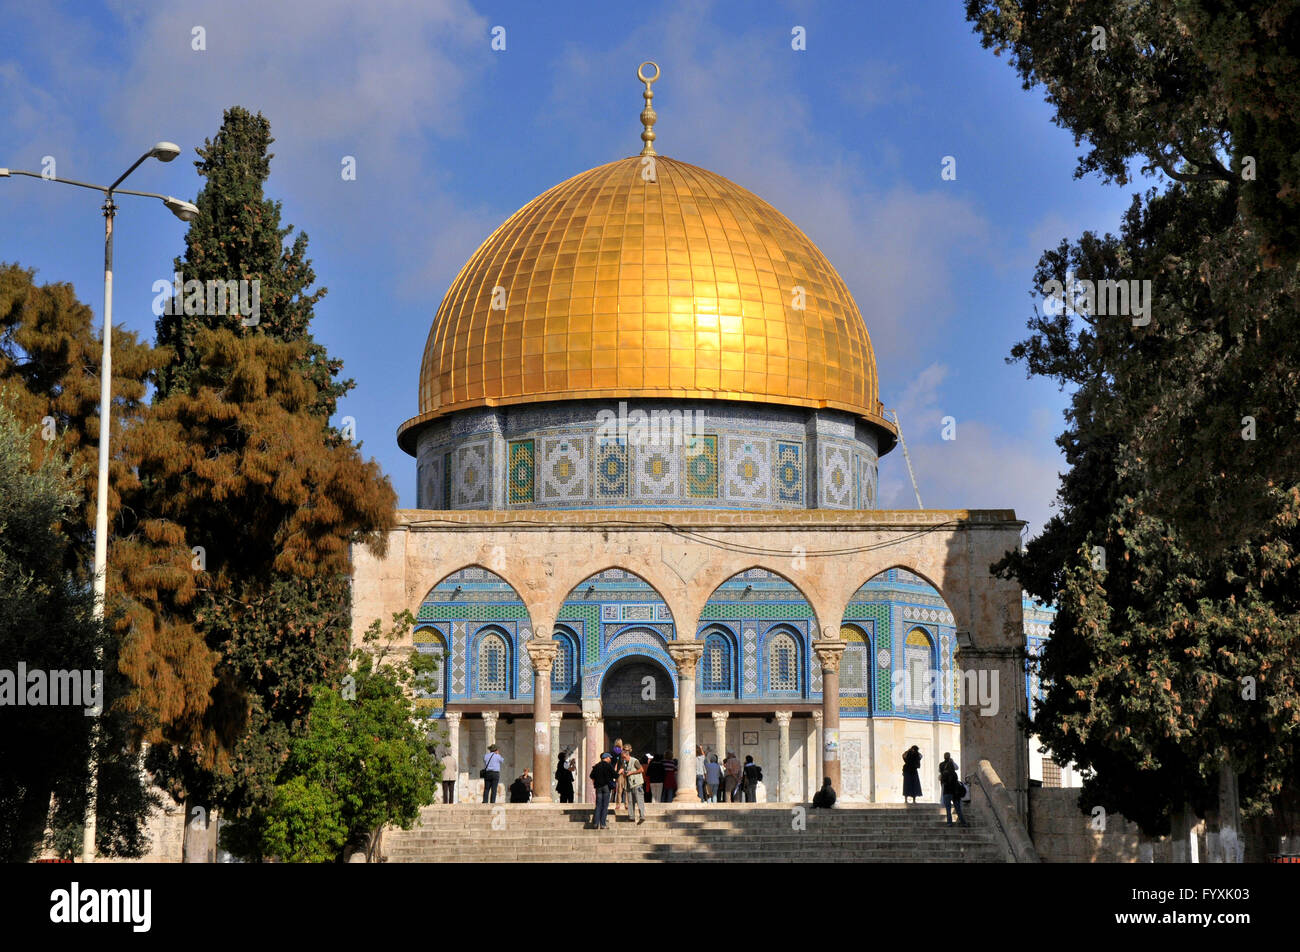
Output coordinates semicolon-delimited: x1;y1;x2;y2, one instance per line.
0;395;155;861
966;0;1300;265
971;2;1300;834
222;611;442;863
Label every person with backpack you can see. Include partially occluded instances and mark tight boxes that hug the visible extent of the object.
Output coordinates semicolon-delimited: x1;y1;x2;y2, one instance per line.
481;743;503;803
939;752;968;827
742;755;763;802
590;753;616;830
902;745;923;804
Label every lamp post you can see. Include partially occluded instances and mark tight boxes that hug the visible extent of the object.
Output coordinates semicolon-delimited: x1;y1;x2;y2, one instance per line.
1;144;198;863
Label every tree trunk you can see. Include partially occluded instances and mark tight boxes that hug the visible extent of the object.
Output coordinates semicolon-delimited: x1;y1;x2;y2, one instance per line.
181;798;211;863
1217;763;1243;863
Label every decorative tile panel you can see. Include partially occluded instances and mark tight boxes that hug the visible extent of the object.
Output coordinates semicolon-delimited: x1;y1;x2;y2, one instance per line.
820;443;852;508
723;436;770;503
454;439;489;507
686;434;718;498
595;440;629;498
540;435;588;503
841;738;863;795
775;441;802;504
633;442;682;497
507;439;534;505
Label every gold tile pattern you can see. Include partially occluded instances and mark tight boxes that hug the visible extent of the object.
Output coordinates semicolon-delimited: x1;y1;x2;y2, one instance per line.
401;155;891;447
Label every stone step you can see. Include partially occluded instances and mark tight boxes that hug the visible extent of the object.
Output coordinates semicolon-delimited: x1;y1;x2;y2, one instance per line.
383;802;1002;863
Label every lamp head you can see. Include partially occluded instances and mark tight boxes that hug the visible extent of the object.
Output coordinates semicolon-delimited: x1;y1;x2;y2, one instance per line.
163;196;199;222
151;142;182;163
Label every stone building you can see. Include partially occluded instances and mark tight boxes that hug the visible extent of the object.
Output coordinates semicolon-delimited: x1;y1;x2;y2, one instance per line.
350;64;1039;811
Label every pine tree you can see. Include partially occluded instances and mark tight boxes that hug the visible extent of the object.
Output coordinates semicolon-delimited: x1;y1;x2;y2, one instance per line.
971;2;1300;844
117;107;396;833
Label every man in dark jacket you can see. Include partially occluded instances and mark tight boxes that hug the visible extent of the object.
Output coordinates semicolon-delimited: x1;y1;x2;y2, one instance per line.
590;753;616;830
742;755;763;802
939;753;968;827
508;773;531;803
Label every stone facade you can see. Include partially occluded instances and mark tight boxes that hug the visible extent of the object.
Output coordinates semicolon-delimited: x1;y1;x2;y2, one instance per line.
350;507;1029;813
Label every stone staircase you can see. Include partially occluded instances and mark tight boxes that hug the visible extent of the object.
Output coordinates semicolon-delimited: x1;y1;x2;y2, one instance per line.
382;801;1008;862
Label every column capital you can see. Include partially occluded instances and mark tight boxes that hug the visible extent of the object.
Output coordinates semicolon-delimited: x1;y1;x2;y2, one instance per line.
582;710;602;727
525;638;559;673
774;710;793;728
444;710;462;727
812;710;823;727
549;711;563;729
711;709;729;725
812;640;846;673
667;641;704;675
481;710;500;727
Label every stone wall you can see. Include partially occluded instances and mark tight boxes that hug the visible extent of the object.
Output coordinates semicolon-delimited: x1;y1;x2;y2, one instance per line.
1029;787;1171;862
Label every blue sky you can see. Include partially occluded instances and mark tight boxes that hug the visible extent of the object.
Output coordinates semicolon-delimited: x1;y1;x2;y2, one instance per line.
0;0;1144;536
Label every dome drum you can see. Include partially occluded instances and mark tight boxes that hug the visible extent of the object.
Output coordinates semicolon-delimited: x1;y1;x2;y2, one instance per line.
416;399;879;511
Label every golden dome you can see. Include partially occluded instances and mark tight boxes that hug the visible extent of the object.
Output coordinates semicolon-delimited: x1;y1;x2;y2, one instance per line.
399;154;895;454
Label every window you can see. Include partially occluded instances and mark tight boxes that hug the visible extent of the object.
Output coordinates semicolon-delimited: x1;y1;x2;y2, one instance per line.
703;632;733;692
478;631;508;693
415;631;446;698
904;627;933;709
768;631;798;692
1042;761;1062;788
551;630;578;694
840;625;867;691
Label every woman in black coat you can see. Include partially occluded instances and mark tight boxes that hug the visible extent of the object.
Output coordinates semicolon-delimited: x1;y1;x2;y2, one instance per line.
902;745;923;803
555;754;575;803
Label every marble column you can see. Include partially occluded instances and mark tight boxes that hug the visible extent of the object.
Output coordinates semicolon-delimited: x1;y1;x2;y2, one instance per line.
814;634;846;792
711;710;728;762
445;711;462;803
525;637;558;802
549;710;563;799
809;711;821;796
775;711;792;802
668;642;704;803
582;706;602;804
482;710;499;747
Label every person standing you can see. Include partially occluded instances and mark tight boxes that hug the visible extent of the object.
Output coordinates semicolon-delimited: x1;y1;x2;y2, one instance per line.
481;743;503;803
647;753;665;803
902;745;923;804
621;749;647;824
440;749;457;804
695;745;707;801
939;752;968;827
662;751;677;802
590;753;616;829
555;753;575;803
742;754;763;803
724;751;742;802
704;754;722;803
612;738;626;814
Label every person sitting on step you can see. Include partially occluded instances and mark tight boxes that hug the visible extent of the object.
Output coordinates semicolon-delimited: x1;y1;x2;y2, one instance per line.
812;777;837;809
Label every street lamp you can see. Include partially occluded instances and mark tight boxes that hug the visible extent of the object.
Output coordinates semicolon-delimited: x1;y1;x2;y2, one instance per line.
1;143;198;863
